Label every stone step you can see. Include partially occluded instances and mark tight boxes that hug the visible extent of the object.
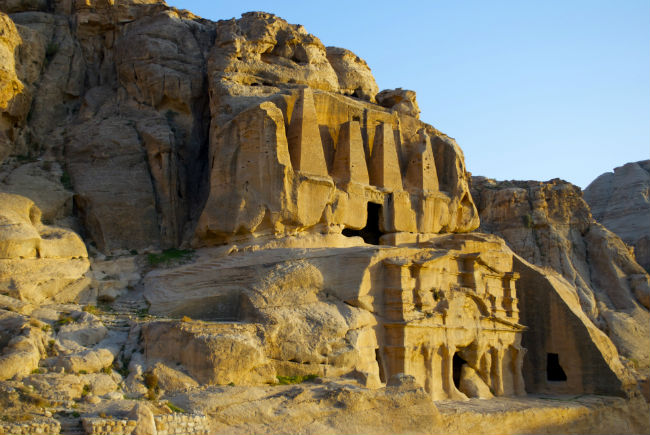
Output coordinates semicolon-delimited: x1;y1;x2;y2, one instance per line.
58;418;84;435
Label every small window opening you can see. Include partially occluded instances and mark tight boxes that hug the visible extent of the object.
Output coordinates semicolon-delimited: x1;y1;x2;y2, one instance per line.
547;353;567;381
342;202;383;245
452;353;467;389
375;348;386;383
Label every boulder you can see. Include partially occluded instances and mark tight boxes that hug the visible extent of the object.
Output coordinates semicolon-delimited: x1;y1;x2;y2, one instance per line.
0;193;90;304
149;361;198;393
142;320;275;386
326;46;378;102
376;88;420;118
55;347;114;374
81;372;118;397
0;319;44;380
56;311;108;348
128;402;157;435
23;373;86;401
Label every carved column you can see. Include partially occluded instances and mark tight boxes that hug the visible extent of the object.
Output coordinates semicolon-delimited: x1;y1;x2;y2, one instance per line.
491;347;504;396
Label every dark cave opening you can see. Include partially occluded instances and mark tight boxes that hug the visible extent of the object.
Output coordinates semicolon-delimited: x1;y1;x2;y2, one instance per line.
546;353;568;382
342;202;383;245
453;353;467;389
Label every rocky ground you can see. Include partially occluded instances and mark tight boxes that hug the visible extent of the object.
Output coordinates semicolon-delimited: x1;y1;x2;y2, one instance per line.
0;242;647;435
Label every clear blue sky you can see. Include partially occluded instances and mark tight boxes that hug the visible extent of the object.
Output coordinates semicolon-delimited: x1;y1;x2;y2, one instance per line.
167;0;649;188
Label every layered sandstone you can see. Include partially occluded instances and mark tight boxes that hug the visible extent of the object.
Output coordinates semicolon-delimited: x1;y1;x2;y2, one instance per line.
0;1;647;433
0;192;90;304
144;232;633;399
584;160;650;274
471;177;650;390
195;12;479;245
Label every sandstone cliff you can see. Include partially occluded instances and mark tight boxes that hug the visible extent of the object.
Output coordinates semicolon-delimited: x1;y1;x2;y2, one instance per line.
0;1;648;434
584;160;650;274
1;3;479;255
471;177;650;391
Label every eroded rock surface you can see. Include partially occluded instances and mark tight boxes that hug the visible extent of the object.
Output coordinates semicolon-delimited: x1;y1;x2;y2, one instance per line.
0;192;90;304
471;177;650;391
584;160;650;274
0;1;647;433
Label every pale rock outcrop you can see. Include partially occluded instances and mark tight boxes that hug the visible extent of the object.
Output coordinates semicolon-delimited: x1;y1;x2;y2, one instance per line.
0;161;73;222
0;11;30;160
326;46;379;102
55;346;114;374
56;311;107;348
149;361;198;393
175;379;439;435
376;88;420;119
146;232;632;398
23;373;87;401
471;177;650;388
0;193;90;304
142;320;276;386
82;372;119;396
90;255;141;302
128;402;157;435
209;11;341;125
0;310;46;380
584;160;650;274
65;113;161;253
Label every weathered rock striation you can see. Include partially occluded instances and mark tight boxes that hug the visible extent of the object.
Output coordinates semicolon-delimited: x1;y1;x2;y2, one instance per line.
471;177;650;394
195;11;479;246
584;160;650;274
0;1;648;433
0;192;89;304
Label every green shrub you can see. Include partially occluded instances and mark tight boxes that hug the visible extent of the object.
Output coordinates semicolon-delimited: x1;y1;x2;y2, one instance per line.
147;249;194;267
54;314;75;332
166;402;187;413
522;214;534;229
60;171;73;190
83;305;100;315
143;372;158;390
276;374;318;385
143;371;160;400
